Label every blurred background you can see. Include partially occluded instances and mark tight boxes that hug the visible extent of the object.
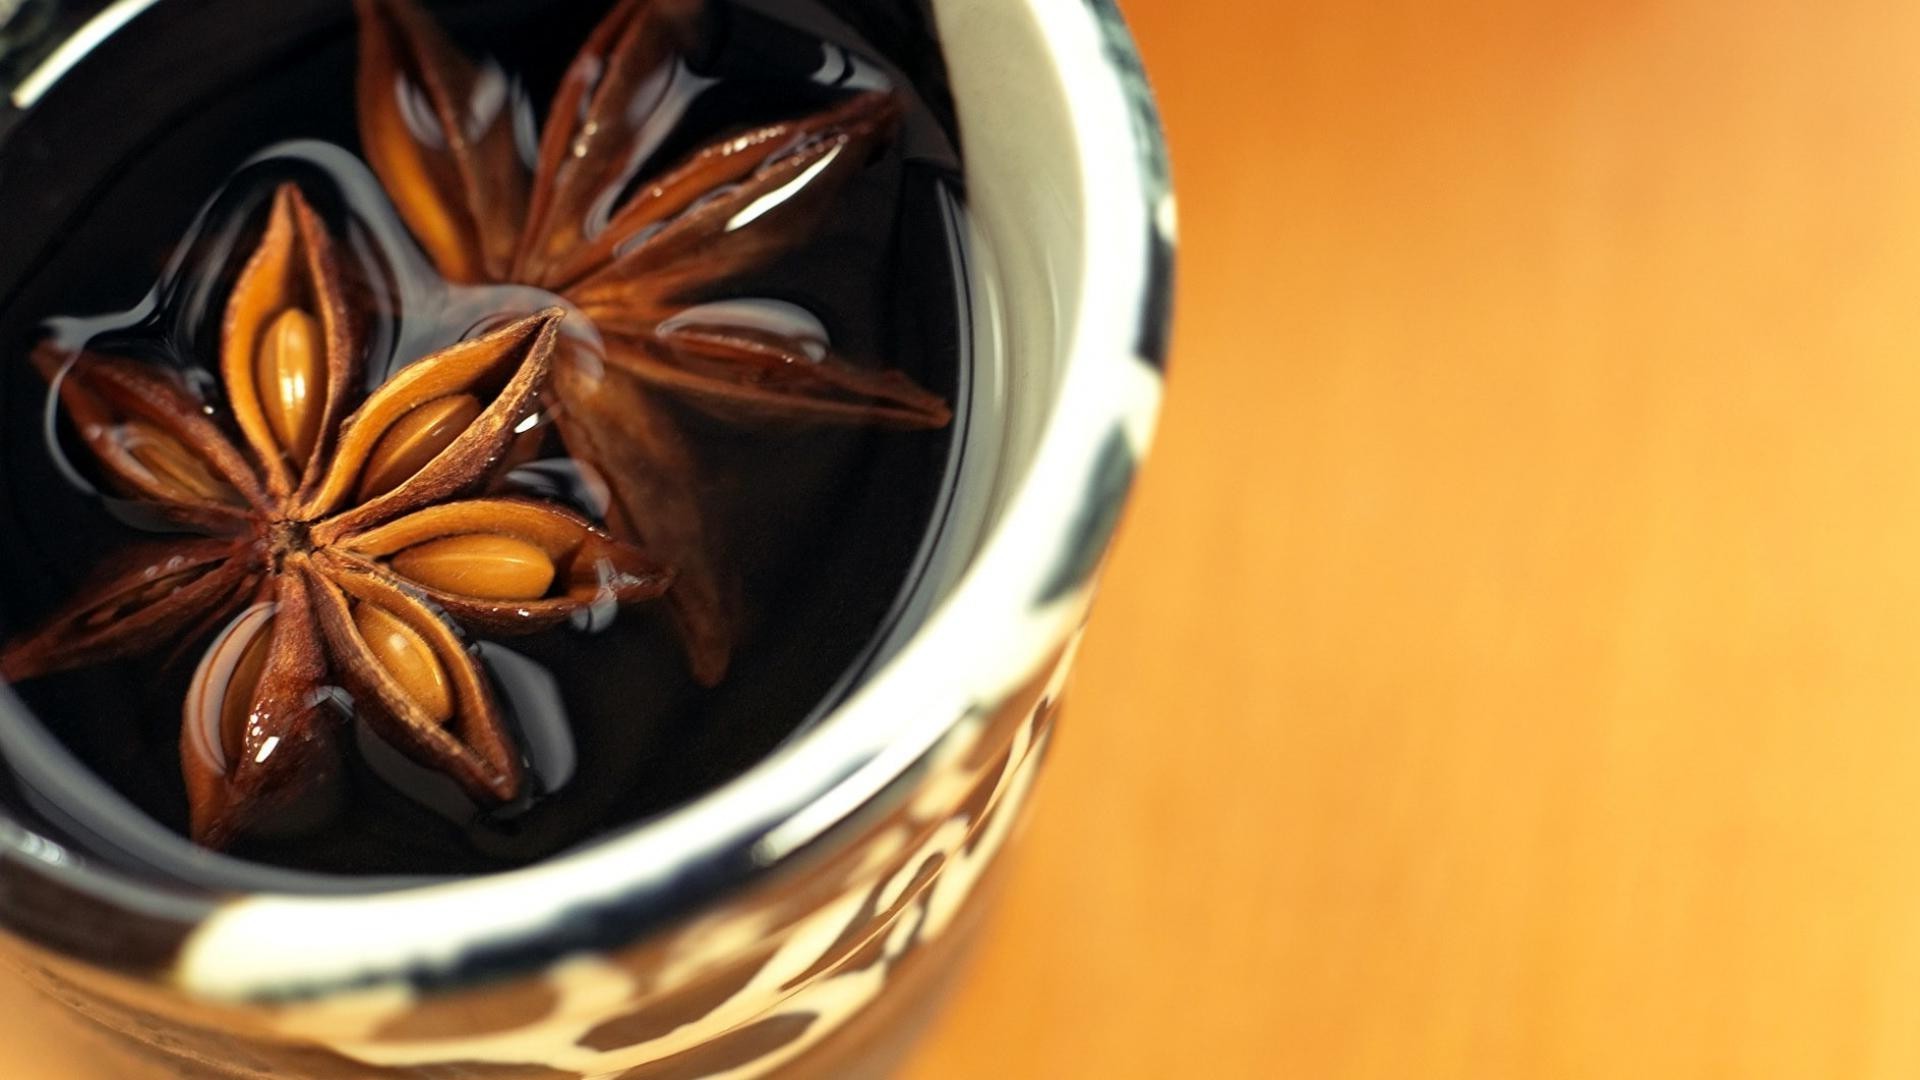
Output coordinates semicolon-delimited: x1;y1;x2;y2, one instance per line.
908;0;1920;1076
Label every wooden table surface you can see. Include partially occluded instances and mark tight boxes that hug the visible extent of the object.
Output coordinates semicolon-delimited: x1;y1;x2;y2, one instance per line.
10;0;1920;1077
907;0;1920;1076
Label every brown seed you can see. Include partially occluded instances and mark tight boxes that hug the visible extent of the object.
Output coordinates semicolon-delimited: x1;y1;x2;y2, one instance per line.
121;421;236;503
355;393;484;501
255;307;326;465
390;534;557;600
221;619;274;765
352;602;453;723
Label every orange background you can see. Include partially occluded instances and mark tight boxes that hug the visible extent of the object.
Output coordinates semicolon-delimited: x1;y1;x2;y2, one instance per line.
9;0;1920;1076
908;0;1920;1076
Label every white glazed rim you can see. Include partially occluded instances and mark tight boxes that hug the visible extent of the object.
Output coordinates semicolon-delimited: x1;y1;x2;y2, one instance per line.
3;0;1173;1000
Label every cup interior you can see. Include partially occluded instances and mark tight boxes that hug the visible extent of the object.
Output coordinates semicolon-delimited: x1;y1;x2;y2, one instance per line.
0;0;1169;999
0;0;1084;892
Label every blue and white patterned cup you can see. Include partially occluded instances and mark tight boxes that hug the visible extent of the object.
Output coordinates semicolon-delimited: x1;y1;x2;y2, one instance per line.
0;0;1171;1075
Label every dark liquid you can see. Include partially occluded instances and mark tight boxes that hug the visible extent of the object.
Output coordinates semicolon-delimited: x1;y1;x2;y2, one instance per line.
0;0;966;885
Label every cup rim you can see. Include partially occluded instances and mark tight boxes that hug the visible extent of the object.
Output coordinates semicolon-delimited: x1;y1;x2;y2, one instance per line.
0;0;1175;999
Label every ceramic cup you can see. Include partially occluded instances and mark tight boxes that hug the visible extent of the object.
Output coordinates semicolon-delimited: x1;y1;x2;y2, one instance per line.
0;0;1171;1075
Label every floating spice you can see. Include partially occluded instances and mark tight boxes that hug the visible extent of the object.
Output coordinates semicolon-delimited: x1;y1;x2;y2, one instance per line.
0;186;668;847
0;0;963;867
356;0;951;685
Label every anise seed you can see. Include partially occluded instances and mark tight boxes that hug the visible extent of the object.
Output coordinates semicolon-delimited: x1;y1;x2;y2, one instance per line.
352;602;453;723
122;421;236;503
220;619;274;765
256;307;326;465
390;534;556;600
355;393;483;500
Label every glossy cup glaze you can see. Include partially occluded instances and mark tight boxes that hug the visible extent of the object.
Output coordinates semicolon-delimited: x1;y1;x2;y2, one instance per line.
0;0;1171;1075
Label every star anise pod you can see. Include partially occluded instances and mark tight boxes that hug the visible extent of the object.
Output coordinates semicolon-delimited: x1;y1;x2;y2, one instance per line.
356;0;953;685
0;185;669;848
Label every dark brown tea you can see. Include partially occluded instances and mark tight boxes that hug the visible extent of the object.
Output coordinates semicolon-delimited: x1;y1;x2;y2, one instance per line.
0;0;970;886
